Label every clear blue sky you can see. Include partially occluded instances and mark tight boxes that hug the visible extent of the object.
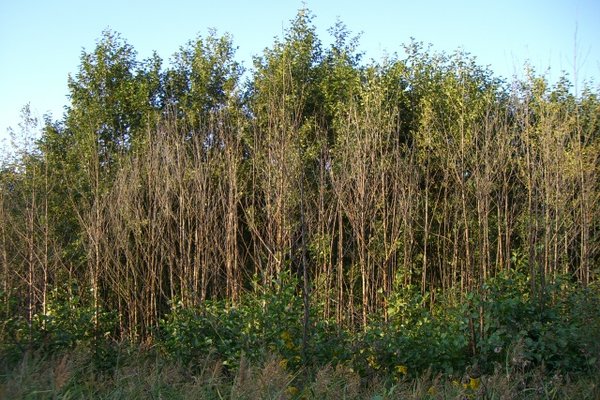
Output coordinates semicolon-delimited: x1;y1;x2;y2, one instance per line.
1;0;599;144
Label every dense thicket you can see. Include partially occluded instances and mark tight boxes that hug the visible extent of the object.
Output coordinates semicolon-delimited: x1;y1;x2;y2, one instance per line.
1;10;599;377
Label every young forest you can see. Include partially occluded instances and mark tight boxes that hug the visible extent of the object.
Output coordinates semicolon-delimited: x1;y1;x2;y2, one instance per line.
1;10;599;399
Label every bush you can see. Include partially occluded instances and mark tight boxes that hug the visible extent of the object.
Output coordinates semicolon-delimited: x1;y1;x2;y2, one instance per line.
159;274;307;370
475;271;600;374
356;285;469;378
0;284;116;360
158;273;355;374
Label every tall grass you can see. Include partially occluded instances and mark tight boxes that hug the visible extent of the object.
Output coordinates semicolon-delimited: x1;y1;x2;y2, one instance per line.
1;346;599;399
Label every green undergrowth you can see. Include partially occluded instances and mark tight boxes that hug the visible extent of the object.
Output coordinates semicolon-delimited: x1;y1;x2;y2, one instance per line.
1;271;600;398
154;271;600;379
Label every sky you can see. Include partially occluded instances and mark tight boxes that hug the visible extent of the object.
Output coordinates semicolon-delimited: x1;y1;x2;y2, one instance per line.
1;0;599;145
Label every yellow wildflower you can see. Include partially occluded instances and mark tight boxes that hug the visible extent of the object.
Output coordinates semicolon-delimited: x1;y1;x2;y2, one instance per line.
395;364;408;375
367;355;380;369
469;377;480;390
463;376;480;390
286;386;299;397
280;330;295;349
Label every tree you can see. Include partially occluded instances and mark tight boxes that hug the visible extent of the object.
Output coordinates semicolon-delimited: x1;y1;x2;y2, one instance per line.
164;30;242;131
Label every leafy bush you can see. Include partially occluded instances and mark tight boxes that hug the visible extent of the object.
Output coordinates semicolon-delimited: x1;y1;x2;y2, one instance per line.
158;273;354;374
3;270;599;392
356;285;469;378
157;270;600;380
343;271;600;380
475;270;600;374
159;274;305;369
0;284;116;359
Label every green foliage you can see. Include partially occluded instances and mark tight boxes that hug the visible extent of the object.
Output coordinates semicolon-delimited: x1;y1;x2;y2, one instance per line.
344;271;600;379
474;270;600;374
158;274;352;373
38;287;116;349
165;29;242;127
67;29;157;159
356;285;469;378
0;285;116;357
2;272;599;396
159;274;303;369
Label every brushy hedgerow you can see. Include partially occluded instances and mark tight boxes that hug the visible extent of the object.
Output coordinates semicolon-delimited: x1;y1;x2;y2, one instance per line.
157;273;351;372
156;269;600;379
1;270;599;398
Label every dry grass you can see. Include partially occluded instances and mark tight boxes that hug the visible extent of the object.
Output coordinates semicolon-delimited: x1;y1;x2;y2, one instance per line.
309;364;361;399
0;348;598;399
